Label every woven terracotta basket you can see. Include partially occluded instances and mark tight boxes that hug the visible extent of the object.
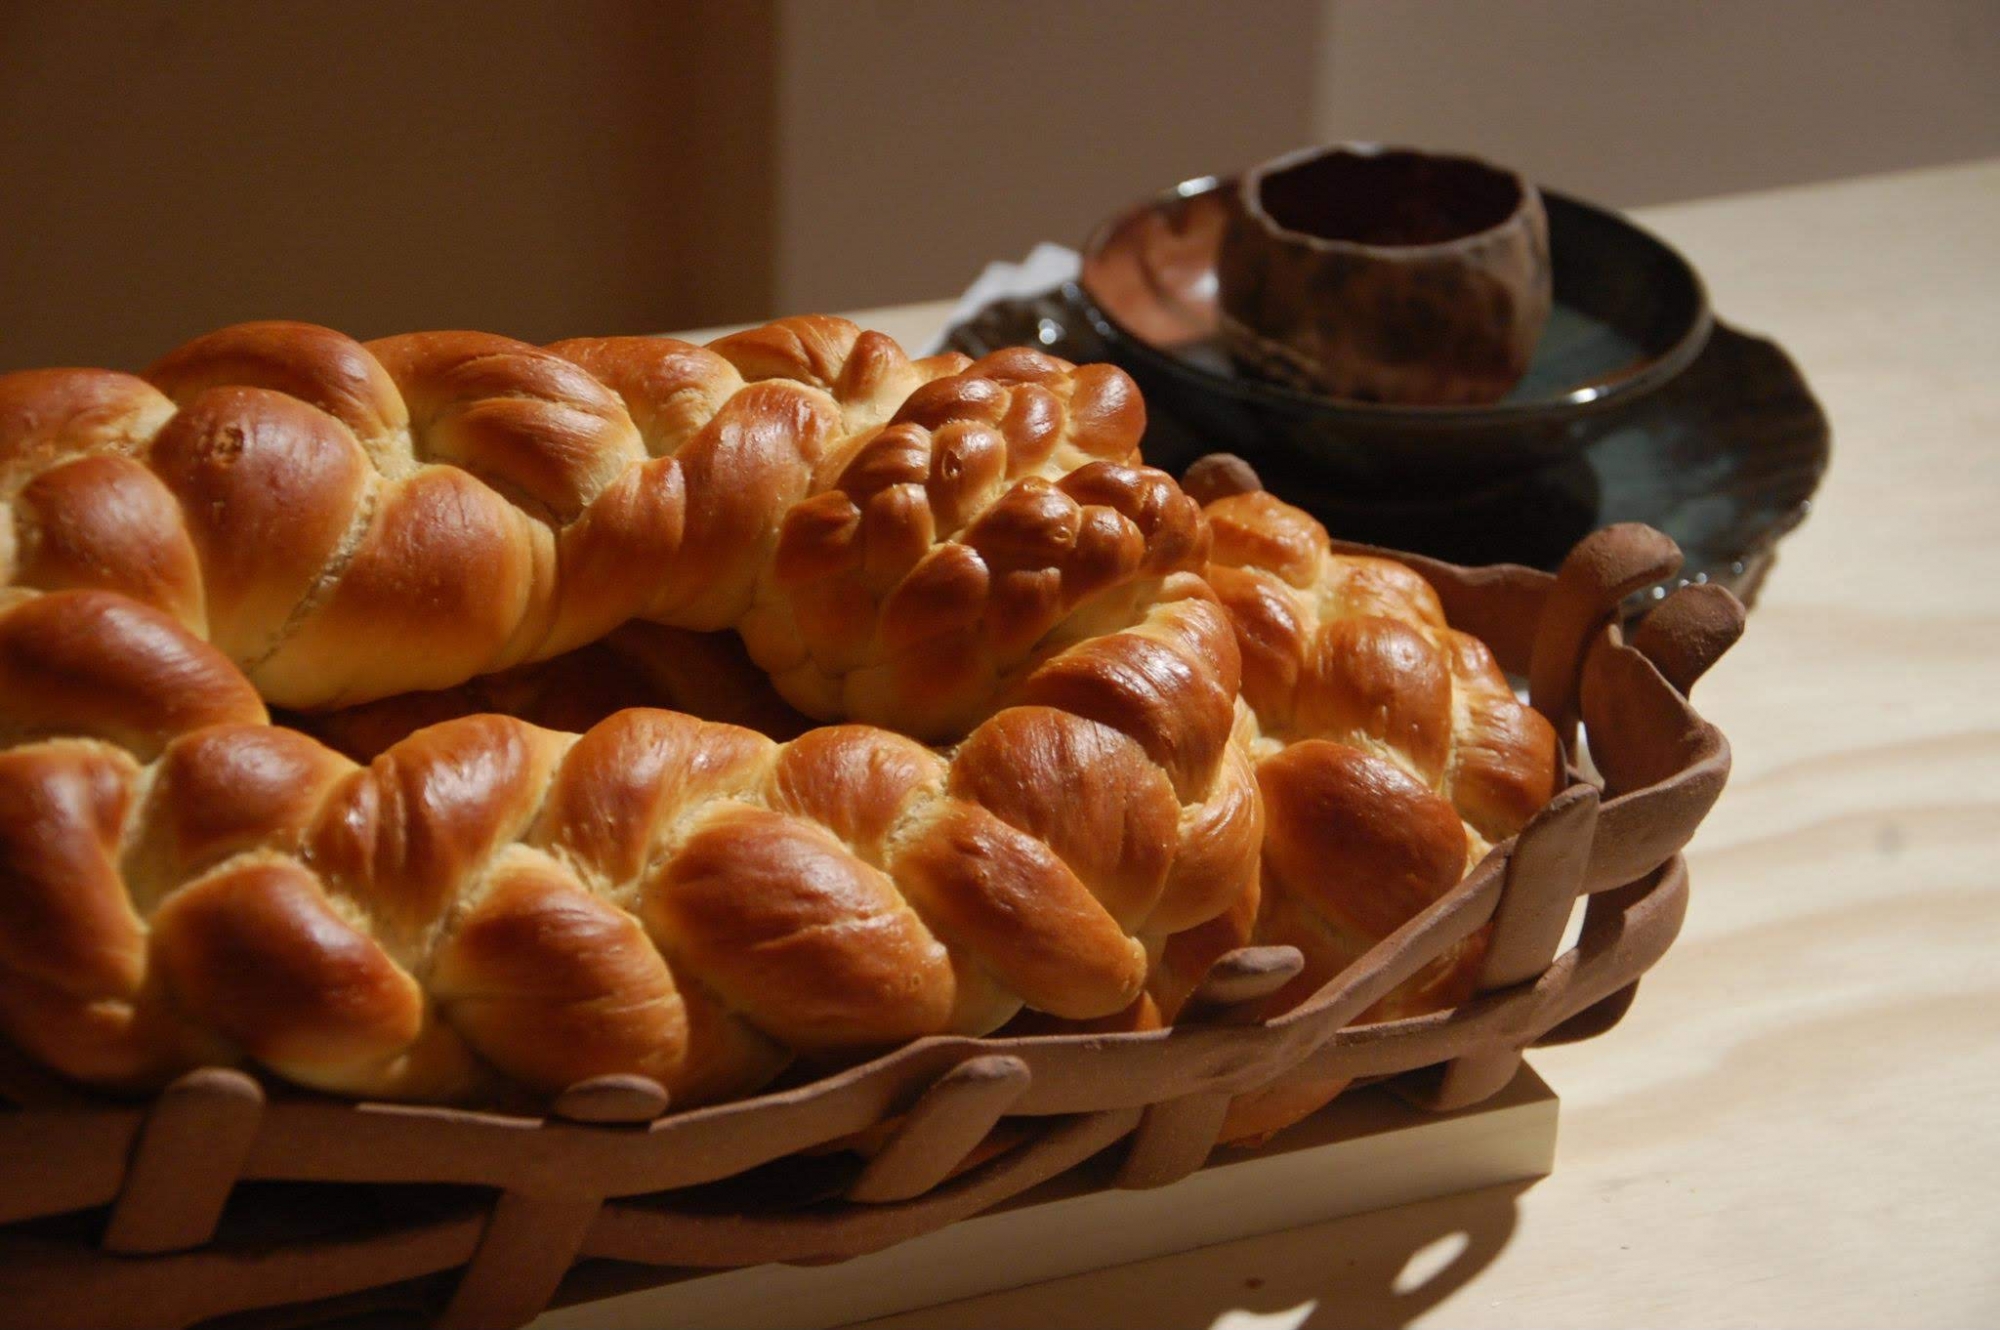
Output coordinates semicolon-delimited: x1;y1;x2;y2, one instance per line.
0;522;1740;1330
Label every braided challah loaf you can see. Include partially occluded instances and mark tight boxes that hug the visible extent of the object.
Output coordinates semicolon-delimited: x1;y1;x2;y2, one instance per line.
0;316;1196;745
0;587;1258;1103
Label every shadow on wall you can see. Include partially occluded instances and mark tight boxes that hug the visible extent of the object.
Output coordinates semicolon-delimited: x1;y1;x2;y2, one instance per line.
0;0;779;369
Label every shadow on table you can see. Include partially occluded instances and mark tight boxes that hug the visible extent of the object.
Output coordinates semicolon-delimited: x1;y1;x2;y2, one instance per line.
856;1178;1531;1330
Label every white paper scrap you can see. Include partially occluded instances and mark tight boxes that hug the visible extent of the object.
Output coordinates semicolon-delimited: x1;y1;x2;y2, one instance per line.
921;242;1082;355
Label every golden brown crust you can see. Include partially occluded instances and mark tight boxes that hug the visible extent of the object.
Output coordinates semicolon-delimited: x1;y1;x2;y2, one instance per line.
894;802;1148;1019
150;857;429;1088
948;706;1179;930
12;454;204;633
1258;740;1468;940
644;806;959;1050
0;590;266;757
0;742;154;1083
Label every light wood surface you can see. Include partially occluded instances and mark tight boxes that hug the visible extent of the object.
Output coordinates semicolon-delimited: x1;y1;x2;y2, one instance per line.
773;159;1999;1329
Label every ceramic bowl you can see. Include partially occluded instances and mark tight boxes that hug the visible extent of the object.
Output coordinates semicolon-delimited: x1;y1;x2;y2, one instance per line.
1218;144;1551;405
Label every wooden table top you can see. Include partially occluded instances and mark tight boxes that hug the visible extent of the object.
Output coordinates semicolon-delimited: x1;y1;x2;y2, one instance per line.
693;158;2000;1329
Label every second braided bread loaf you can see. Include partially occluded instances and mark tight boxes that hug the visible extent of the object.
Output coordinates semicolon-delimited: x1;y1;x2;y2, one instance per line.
0;587;1257;1105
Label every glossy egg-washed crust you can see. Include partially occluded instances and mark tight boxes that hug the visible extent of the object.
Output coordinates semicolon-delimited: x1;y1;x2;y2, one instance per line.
0;318;1554;1123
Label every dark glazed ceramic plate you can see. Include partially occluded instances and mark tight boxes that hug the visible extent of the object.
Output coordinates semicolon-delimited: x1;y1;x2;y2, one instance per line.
944;284;1829;617
1066;175;1714;490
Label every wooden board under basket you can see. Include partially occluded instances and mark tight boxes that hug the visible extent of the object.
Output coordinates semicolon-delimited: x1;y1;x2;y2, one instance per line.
530;1065;1558;1330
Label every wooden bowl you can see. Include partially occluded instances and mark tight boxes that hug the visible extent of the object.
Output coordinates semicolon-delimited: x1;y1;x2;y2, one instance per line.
1218;144;1552;405
1064;176;1715;494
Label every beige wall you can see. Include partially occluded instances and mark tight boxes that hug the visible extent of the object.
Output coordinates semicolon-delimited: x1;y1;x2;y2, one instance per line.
3;1;1996;370
769;0;1322;313
1314;0;2000;206
770;0;2000;314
